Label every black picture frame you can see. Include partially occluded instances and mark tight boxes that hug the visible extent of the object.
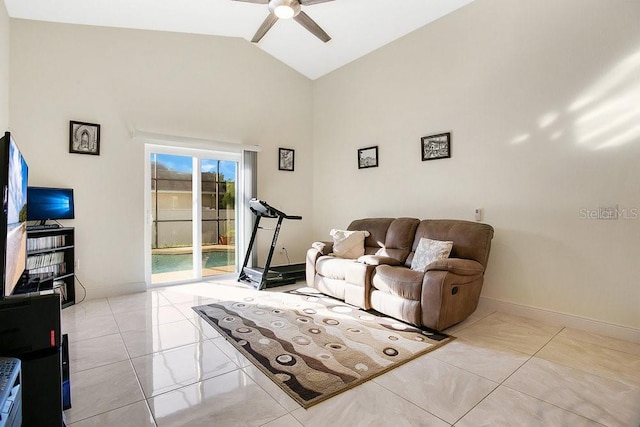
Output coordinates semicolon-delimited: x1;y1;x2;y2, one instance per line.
279;148;295;171
69;121;101;155
358;146;378;169
421;132;451;161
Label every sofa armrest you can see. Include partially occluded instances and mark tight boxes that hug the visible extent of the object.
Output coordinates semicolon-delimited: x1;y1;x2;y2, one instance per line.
357;255;403;266
425;258;485;276
311;240;333;256
306;241;333;286
421;268;485;331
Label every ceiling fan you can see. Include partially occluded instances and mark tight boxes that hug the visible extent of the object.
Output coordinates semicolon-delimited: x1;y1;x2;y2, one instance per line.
232;0;334;43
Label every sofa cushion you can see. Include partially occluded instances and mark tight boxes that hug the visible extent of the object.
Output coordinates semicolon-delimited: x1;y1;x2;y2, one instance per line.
408;220;494;267
371;265;423;301
357;255;403;266
426;258;485;276
380;218;420;262
348;218;394;252
370;290;422;326
315;256;357;280
410;238;453;272
330;229;370;259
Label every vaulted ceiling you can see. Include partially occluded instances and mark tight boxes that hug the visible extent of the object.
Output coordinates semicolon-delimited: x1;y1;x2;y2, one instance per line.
4;0;474;79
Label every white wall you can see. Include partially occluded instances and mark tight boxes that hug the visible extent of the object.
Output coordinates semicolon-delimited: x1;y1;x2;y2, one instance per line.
313;0;640;330
8;1;640;332
0;1;9;130
10;20;314;298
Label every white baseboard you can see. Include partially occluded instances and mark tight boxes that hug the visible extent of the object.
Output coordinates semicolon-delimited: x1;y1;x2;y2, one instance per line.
478;296;640;345
78;281;147;300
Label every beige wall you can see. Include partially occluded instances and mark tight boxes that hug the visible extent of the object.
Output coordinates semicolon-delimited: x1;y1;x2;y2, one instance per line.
0;1;8;130
7;0;640;331
10;20;314;298
313;0;640;329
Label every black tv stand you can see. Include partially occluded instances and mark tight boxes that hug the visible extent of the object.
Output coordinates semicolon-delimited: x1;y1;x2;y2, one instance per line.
0;294;64;427
19;227;76;308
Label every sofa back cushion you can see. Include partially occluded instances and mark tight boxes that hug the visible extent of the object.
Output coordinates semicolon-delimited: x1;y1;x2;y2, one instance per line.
379;217;420;262
406;220;494;268
347;217;419;263
348;218;394;253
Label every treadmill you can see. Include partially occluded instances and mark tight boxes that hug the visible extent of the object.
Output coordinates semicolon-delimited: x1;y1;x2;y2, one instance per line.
238;199;304;290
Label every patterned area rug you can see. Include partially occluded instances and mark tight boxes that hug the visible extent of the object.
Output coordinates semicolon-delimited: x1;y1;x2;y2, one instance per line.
192;288;453;408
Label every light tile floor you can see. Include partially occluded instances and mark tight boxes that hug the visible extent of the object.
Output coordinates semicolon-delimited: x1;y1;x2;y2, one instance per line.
63;280;640;426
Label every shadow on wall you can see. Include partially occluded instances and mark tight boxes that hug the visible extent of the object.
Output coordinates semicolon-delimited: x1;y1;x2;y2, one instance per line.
509;49;640;150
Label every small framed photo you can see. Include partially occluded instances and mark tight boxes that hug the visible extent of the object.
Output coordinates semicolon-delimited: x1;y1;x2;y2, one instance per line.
358;146;378;169
69;121;100;155
279;148;295;171
421;132;451;161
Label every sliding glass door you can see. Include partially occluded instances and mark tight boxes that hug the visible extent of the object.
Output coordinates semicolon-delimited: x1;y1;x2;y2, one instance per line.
147;148;238;285
201;159;236;278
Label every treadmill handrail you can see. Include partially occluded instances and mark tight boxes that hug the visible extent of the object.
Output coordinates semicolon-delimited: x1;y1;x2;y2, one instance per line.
248;199;302;220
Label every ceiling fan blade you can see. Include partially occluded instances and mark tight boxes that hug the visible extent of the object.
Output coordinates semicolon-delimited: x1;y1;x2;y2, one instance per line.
251;13;279;43
300;0;335;5
294;10;331;42
232;0;268;3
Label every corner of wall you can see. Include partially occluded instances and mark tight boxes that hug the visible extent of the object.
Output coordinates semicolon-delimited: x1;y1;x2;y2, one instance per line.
79;281;147;301
0;1;10;130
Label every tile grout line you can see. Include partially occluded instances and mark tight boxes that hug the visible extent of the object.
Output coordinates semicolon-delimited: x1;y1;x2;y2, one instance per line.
450;325;566;425
239;364;302;423
67;289;635;426
184;284;448;426
64;293;209;424
371;375;454;426
174;292;300;423
63;297;153;425
188;287;492;426
443;309;498;336
492;326;620;427
137;290;249;409
108;295;162;427
110;295;161;427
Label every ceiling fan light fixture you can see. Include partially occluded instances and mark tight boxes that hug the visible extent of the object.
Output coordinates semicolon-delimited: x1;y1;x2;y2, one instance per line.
269;0;301;19
274;6;294;19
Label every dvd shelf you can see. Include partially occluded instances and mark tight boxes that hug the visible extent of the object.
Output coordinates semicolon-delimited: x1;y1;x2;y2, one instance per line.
27;234;69;251
23;227;75;308
27;252;65;270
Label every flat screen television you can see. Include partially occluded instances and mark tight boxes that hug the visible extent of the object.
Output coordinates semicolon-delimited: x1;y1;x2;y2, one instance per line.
27;187;75;225
0;132;29;298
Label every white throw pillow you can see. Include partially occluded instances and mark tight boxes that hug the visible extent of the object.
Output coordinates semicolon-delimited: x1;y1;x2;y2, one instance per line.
410;238;453;272
330;229;370;259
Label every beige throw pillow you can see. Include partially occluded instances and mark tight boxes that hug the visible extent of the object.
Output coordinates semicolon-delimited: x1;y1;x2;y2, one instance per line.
330;229;370;259
410;237;453;272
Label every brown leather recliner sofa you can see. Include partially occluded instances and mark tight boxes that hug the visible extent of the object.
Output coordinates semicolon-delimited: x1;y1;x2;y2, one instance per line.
306;218;494;331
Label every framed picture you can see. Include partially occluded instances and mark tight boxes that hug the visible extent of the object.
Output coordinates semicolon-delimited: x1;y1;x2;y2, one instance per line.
279;148;295;171
421;132;451;161
358;146;378;169
69;121;100;155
